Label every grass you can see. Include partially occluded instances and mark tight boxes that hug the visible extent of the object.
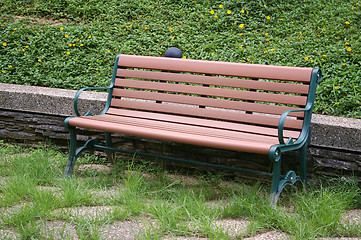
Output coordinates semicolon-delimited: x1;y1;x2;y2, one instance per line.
0;0;360;118
0;143;360;239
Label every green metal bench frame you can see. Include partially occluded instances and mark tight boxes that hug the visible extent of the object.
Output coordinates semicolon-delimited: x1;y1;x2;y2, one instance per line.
64;54;321;204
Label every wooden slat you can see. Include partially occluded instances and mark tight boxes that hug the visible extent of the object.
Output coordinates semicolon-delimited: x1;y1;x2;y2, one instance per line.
68;116;275;154
94;114;284;143
114;79;307;106
112;88;305;118
106;108;301;139
117;69;310;94
117;54;313;83
110;99;304;129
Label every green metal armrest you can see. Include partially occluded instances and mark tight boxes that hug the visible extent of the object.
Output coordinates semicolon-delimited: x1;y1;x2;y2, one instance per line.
277;103;313;146
73;86;113;117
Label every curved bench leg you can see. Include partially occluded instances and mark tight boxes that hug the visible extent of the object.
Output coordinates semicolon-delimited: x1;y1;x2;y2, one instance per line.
64;127;77;176
270;147;307;206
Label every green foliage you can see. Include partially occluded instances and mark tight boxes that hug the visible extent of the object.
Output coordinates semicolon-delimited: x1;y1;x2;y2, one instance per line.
0;0;360;117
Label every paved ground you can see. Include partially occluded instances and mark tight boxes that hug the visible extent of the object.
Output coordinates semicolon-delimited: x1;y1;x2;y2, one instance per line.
0;164;360;239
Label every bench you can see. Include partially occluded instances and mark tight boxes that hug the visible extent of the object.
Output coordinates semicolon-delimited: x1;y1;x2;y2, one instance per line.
64;54;321;204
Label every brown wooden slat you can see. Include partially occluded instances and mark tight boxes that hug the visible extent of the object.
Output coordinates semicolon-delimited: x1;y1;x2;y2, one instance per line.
112;88;305;118
95;114;285;143
69;117;274;154
106;108;301;139
68;116;277;154
114;79;307;106
110;99;303;129
117;54;313;83
117;69;310;94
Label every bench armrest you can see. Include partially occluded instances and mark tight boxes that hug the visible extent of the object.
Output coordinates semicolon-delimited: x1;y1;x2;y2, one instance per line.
278;104;312;145
73;86;112;117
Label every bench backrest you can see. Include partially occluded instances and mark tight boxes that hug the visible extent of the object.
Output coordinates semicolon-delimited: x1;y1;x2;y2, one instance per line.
107;54;320;134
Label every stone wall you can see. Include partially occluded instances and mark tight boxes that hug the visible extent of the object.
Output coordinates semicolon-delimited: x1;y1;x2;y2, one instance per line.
1;83;360;180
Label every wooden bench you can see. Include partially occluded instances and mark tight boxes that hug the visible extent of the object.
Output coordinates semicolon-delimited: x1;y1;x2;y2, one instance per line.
64;54;321;204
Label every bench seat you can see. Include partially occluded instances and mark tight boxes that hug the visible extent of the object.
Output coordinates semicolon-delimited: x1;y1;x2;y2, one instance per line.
68;109;298;154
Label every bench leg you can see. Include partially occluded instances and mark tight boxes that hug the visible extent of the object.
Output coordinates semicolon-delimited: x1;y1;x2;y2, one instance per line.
64;127;77;176
299;142;308;187
105;132;115;165
270;158;281;205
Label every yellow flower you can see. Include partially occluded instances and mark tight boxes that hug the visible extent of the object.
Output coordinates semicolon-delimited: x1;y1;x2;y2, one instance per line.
169;27;173;31
334;86;339;90
239;24;244;28
265;32;269;35
241;9;245;13
66;51;70;54
76;38;79;41
182;56;187;59
304;57;309;60
214;15;218;18
8;65;12;68
26;45;29;48
227;10;231;14
1;70;5;73
210;9;214;14
60;27;64;30
342;63;346;66
239;33;243;36
347;47;352;51
219;4;223;8
271;48;275;51
247;58;250;61
159;51;162;54
69;43;72;46
200;14;203;17
2;42;6;46
13;28;17;31
80;44;84;46
239;46;243;49
310;59;314;63
88;36;92;39
38;59;41;62
345;21;350;24
65;34;69;38
108;50;110;52
211;53;215;56
264;50;268;53
22;48;25;52
266;16;270;20
145;27;148;30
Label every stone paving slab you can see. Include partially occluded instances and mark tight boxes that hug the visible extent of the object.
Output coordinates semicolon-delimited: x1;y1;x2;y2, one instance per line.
243;231;290;240
40;220;78;240
99;219;150;239
0;229;20;239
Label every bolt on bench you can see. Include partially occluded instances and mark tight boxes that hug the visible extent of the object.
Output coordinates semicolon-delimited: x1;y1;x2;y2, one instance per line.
64;54;321;204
